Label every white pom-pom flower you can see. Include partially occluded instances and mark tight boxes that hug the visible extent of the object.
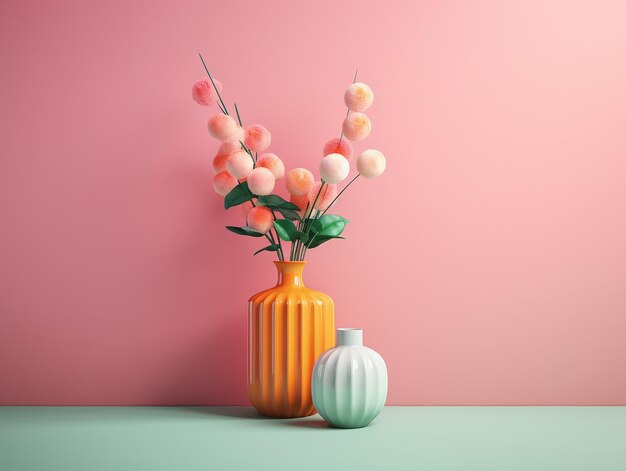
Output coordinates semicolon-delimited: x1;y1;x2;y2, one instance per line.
344;82;374;112
356;149;386;179
319;153;350;184
342;112;371;141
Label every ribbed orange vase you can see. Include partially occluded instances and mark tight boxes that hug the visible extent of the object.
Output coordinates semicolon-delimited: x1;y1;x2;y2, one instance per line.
247;261;335;418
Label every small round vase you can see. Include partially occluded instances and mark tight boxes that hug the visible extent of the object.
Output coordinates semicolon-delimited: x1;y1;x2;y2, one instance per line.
311;328;388;428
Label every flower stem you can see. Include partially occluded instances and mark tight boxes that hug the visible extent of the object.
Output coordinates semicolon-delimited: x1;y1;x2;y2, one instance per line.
269;209;285;261
199;57;282;260
338;68;359;146
222;99;277;260
292;201;309;260
307;181;325;220
301;174;361;260
198;53;229;115
320;174;360;217
297;181;325;260
266;231;283;261
234;102;243;126
231;103;256;166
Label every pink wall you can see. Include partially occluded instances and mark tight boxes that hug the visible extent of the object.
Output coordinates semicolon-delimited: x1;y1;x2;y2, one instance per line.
1;0;625;406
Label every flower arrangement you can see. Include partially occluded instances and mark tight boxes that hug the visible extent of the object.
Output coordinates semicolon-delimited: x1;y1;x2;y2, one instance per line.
193;54;386;261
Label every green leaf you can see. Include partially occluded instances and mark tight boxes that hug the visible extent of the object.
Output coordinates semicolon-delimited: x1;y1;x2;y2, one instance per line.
317;214;349;226
276;207;301;221
317;220;347;237
307;235;345;249
273;219;298;241
310;219;324;233
298;231;309;244
253;244;280;256
224;182;253;209
225;226;265;237
257;194;300;211
310;215;349;237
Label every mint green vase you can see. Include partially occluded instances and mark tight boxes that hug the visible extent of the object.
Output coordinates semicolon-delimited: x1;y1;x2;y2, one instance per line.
311;328;388;428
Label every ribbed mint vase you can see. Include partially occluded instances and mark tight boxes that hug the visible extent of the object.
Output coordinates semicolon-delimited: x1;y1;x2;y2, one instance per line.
311;328;388;428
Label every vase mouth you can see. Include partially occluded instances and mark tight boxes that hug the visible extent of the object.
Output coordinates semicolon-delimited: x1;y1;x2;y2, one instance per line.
273;261;307;264
337;328;363;347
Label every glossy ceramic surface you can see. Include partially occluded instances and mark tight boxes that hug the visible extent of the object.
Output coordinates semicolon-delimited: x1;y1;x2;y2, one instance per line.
248;262;335;418
312;328;388;428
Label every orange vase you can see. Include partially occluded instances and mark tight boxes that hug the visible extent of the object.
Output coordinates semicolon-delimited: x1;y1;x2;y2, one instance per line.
247;261;335;418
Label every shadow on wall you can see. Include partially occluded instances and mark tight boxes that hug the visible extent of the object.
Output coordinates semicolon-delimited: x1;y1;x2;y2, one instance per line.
156;308;248;405
153;151;259;405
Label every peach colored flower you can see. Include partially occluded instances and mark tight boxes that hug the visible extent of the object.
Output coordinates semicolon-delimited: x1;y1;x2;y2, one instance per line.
212;171;237;196
247;167;275;195
213;141;240;173
344;82;374;112
213;141;241;173
244;124;271;152
323;138;353;160
217;141;241;157
342;112;371;141
192;79;222;106
213;153;228;174
319;153;350;184
257;153;285;179
208;114;245;142
357;149;386;178
285;168;314;196
308;181;338;211
247;206;274;234
226;150;254;179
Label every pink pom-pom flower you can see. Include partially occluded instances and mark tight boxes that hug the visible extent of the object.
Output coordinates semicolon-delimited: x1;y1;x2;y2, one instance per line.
216;141;241;158
285;168;314;196
308;181;338;211
322;138;353;160
319;153;350;184
213;153;229;174
342;112;371;142
208;114;245;142
257;153;285;179
247;206;274;234
357;149;386;178
247;167;276;195
344;82;374;112
212;171;237;196
226;150;254;179
213;141;240;173
192;79;222;107
244;124;272;152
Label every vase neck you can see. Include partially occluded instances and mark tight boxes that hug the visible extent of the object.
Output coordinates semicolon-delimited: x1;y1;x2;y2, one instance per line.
274;261;306;287
337;328;363;346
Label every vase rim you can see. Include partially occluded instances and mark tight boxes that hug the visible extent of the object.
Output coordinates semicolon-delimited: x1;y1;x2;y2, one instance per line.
273;261;307;265
337;328;363;346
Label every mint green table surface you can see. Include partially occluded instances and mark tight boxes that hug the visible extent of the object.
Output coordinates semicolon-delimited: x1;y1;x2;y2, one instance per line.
1;407;624;470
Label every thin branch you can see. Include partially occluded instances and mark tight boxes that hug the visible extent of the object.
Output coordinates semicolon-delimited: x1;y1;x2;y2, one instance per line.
198;53;229;115
338;67;359;145
234;103;243;126
320;174;360;217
